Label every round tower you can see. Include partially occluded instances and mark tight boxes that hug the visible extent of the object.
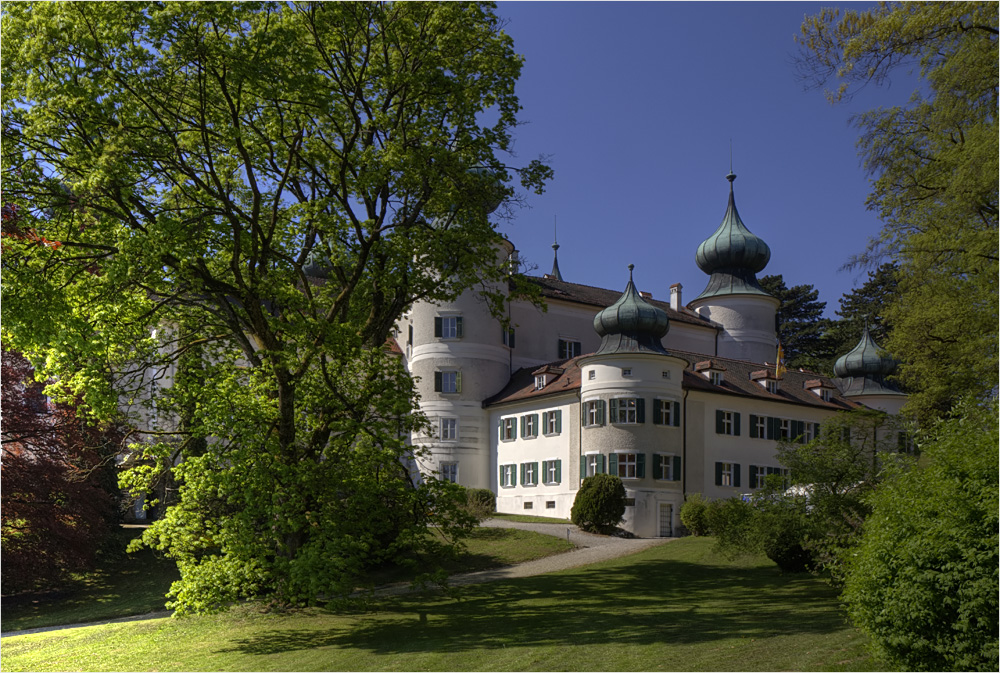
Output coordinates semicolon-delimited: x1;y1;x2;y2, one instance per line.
688;173;779;365
833;322;906;414
404;239;515;489
577;266;688;537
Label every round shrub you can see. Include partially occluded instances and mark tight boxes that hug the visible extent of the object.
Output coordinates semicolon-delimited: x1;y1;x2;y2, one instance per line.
571;474;626;533
465;488;496;520
679;493;710;535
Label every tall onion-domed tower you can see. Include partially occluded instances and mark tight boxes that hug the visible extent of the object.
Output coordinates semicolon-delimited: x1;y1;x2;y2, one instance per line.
688;173;779;364
833;322;906;413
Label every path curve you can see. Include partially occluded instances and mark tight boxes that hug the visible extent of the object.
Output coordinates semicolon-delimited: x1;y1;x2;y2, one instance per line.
1;519;673;638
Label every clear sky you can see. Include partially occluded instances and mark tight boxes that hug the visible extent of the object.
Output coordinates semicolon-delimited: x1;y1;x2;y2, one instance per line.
491;1;917;318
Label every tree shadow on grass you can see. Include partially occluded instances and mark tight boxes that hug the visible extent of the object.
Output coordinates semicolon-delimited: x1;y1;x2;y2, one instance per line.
217;556;849;657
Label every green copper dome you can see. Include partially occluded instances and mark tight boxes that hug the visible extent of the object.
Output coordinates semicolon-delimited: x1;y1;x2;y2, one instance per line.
693;173;772;300
834;322;903;396
593;265;669;355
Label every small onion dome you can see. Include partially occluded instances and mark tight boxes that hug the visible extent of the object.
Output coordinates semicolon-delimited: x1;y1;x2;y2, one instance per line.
466;164;505;215
834;322;903;396
696;173;771;274
593;265;670;355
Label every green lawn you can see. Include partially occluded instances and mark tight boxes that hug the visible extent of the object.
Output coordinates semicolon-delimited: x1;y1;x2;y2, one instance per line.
488;513;573;524
0;537;881;671
1;526;572;633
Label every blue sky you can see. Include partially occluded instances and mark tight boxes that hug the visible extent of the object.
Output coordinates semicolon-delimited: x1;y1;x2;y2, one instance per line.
492;1;917;318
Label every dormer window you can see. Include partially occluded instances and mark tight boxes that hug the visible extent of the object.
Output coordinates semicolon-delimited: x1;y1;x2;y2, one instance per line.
820;389;831;402
804;379;834;402
765;379;779;394
751;369;779;394
709;371;724;386
535;374;547;390
695;360;726;386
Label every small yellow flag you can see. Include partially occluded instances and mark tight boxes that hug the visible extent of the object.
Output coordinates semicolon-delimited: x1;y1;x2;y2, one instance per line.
776;341;787;379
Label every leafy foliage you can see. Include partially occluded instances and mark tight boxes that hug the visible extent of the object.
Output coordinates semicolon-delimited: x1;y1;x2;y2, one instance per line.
1;349;123;593
797;2;998;420
570;474;626;533
759;274;833;372
679;493;710;536
841;401;999;671
1;2;549;613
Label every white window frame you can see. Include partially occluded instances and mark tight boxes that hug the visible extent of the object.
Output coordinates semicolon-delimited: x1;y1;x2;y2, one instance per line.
779;418;792;440
657;454;675;481
440;370;459;394
523;462;537;486
441;462;459;483
754;415;767;438
765;379;779;394
588;369;596;380
440;417;458;441
522;414;537;439
534;374;546;390
820;389;831;402
586;400;602;426
586;453;600;477
621;367;633;378
721;462;735;487
500;464;516;487
616;452;638;479
709;371;723;386
615;397;638;424
500;417;516;441
543;459;560;485
721;410;736;436
440;315;460;339
544;411;560;435
804;422;817;442
754;465;769;488
657;399;674;426
558;338;582;360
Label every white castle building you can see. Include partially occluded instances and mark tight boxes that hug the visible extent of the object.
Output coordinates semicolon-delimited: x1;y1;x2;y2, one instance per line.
396;174;905;537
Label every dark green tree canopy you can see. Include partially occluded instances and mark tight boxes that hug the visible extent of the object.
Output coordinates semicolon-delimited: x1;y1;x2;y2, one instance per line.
759;274;832;373
1;1;550;612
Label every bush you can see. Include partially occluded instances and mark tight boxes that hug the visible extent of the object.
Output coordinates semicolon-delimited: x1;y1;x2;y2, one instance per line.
705;497;756;553
841;402;999;671
758;506;814;573
571;474;626;533
679;493;710;535
465;488;495;520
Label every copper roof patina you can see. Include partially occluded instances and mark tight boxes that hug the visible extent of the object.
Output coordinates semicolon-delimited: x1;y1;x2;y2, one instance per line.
591;265;670;356
833;323;903;397
693;173;772;301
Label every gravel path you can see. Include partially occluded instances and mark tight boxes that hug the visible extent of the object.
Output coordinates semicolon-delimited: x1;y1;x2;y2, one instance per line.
1;519;673;638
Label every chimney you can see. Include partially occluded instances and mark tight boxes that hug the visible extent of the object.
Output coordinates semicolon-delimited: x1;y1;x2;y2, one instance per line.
640;291;652;299
670;283;683;311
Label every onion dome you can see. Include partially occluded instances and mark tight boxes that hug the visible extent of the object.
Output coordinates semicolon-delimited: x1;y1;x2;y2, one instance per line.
593;265;670;355
834;322;903;396
693;173;772;300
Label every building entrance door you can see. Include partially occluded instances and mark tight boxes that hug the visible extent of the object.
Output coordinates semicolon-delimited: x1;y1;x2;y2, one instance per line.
659;503;673;537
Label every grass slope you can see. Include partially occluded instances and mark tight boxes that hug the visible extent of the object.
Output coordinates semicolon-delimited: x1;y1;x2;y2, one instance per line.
1;527;572;633
1;537;880;671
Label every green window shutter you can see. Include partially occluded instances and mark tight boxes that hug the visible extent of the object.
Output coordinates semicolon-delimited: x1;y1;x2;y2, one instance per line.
520;463;525;484
609;398;619;422
455;316;464;338
434;372;442;392
652;400;663;425
767;417;777;440
637;398;645;423
733;464;741;488
555;460;562;483
509;329;515;348
793;420;805;443
749;465;758;489
580;454;587;478
532;414;539;436
597;400;606;425
555;410;562;433
750;414;759;438
455;371;462;393
533;462;539;484
636;453;646;478
512;465;516;487
734;413;741;436
716;409;725;434
714;462;723;486
581;402;587;426
434;317;442;337
673;401;681;427
672;456;681;481
653;454;663;479
520;416;526;437
767;466;778;475
814;423;821;438
597;454;606;474
608;453;618;476
499;465;503;486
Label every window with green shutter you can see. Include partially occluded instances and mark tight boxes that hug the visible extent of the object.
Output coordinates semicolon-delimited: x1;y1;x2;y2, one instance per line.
636;452;645;478
673;401;681;427
672;455;681;481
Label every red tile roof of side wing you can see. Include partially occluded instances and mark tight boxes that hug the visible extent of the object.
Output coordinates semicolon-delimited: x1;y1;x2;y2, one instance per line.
483;350;862;411
520;276;716;329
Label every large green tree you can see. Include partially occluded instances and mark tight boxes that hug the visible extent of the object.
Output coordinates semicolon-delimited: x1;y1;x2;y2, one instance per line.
797;1;998;419
1;1;549;613
759;274;833;373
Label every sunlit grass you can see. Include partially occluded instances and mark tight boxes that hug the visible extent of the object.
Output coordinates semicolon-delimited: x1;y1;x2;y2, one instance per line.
1;537;881;672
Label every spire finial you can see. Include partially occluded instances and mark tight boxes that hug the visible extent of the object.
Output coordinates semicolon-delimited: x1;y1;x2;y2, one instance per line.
552;215;559;252
628;263;634;280
549;215;564;281
727;141;736;184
